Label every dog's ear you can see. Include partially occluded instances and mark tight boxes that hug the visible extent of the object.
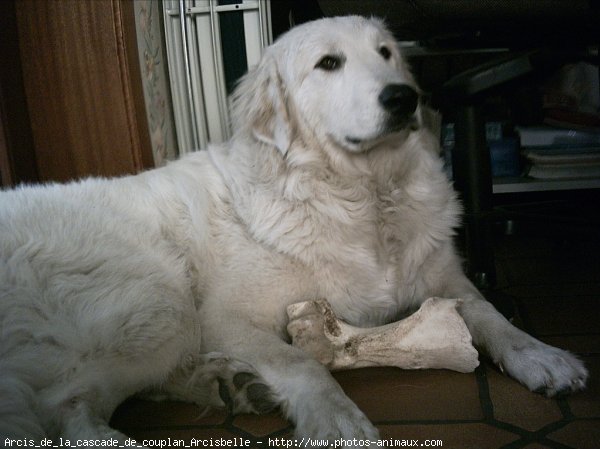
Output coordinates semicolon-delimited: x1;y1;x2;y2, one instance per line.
230;53;292;156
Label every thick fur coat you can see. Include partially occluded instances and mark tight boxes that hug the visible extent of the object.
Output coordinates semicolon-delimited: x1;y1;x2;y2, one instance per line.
0;16;587;446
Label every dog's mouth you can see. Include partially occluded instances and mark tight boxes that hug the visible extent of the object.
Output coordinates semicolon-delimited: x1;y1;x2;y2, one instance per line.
344;115;420;148
345;136;365;145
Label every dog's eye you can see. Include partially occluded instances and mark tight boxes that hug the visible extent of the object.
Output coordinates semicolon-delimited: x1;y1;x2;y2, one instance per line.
315;55;343;71
379;46;392;60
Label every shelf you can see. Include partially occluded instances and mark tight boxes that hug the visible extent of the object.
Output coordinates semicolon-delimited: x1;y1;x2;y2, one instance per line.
493;176;600;194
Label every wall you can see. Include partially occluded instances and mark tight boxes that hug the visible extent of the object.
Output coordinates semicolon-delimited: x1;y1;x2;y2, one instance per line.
133;0;179;166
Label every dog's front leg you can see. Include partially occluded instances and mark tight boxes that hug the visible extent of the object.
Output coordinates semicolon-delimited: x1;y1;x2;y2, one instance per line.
442;273;588;397
202;318;379;446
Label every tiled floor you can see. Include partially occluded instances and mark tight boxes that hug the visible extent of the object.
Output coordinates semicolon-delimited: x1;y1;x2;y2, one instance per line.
111;212;600;449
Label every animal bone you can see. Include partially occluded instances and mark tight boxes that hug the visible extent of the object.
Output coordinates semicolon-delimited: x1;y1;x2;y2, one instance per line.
287;297;479;373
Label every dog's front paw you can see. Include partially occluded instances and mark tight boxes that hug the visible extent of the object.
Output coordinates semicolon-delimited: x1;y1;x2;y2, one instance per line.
497;335;588;397
294;391;379;447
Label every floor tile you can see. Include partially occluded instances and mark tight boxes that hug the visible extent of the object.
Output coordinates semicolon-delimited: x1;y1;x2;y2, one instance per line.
232;412;291;437
486;367;563;431
546;420;600;449
567;356;600;418
378;423;518;449
123;428;248;443
110;399;227;429
334;367;483;422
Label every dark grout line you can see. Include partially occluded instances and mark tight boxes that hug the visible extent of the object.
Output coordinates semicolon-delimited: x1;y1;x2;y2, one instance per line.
373;418;484;426
556;397;575;421
499;436;577;449
475;363;495;422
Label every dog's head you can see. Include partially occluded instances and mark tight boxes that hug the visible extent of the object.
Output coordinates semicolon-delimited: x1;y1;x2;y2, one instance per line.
231;16;420;156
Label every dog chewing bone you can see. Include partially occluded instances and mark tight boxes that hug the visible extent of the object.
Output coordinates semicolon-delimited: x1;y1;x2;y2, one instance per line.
287;297;479;373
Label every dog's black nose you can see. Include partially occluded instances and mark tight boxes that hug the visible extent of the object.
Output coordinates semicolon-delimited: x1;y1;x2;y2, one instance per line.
378;84;419;119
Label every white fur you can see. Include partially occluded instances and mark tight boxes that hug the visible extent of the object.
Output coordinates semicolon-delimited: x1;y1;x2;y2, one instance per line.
0;16;587;446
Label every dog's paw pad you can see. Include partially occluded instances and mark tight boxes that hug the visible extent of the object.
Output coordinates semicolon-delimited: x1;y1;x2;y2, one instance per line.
218;371;277;415
246;383;278;413
233;372;255;389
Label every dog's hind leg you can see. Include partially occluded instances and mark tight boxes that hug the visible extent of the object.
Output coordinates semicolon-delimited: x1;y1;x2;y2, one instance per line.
0;264;198;440
0;375;46;439
61;400;133;444
142;353;277;415
34;338;189;445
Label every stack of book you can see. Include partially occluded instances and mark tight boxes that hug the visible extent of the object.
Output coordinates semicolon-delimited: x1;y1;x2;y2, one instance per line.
517;126;600;180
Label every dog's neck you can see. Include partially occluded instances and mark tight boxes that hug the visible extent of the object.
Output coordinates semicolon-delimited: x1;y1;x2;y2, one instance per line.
209;134;378;259
208;126;455;267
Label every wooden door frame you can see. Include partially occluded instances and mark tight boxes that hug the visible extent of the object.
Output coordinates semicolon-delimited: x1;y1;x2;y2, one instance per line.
1;0;153;187
0;0;38;187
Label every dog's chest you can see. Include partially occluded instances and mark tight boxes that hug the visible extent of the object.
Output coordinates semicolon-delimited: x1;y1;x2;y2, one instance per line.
316;184;445;326
376;187;414;253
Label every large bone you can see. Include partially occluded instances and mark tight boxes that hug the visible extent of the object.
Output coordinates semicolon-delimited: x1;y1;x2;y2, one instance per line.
287;297;479;373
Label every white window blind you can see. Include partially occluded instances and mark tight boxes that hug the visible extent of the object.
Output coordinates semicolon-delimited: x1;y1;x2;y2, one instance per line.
163;0;272;153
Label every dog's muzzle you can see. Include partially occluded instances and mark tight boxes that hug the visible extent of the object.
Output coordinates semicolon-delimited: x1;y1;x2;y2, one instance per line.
378;84;419;127
344;84;420;147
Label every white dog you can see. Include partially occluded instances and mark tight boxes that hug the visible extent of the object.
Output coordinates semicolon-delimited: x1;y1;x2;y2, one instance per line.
0;16;587;445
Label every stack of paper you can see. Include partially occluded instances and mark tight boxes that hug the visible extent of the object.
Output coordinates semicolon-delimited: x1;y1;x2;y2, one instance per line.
517;126;600;179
